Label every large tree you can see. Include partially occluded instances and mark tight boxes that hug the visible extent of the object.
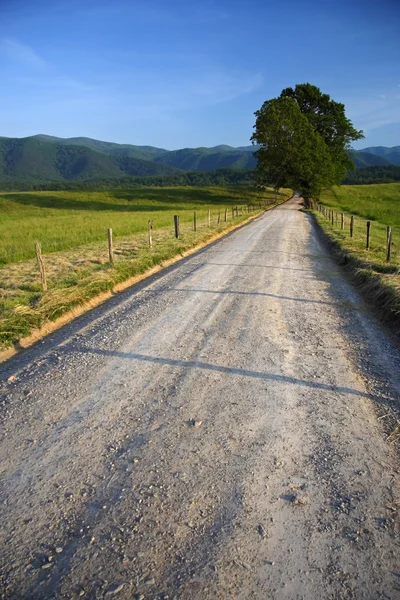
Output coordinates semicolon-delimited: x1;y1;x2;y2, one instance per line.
251;83;364;202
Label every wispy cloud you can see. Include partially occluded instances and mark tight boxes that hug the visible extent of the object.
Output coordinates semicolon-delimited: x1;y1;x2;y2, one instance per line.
106;64;264;114
345;90;400;132
1;39;47;70
172;70;264;109
12;75;99;94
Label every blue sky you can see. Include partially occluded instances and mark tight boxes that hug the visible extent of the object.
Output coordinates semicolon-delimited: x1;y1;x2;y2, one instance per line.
0;0;399;149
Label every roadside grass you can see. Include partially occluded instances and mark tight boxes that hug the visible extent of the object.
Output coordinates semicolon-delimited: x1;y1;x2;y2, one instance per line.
0;186;291;351
322;183;400;227
316;185;400;271
314;183;400;334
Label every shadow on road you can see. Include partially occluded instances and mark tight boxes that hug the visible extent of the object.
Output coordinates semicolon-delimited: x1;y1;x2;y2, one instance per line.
77;346;385;402
163;287;359;310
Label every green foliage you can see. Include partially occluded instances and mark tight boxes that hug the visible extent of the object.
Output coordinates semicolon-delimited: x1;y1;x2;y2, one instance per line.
280;83;363;151
251;83;364;200
344;165;400;184
0;168;255;192
252;96;335;197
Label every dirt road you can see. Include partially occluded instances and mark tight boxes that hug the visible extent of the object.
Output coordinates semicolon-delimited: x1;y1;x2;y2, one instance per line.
1;197;399;600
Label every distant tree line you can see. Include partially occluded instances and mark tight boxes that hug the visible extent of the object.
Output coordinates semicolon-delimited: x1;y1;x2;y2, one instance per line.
343;165;400;185
0;168;255;191
1;165;399;193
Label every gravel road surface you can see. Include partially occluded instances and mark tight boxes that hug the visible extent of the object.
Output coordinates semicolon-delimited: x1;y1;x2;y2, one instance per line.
1;197;399;600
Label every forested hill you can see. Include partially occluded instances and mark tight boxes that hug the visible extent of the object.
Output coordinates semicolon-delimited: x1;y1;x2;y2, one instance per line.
0;134;399;184
347;150;393;168
360;146;400;165
33;134;168;161
0;137;180;182
153;147;257;171
33;136;258;171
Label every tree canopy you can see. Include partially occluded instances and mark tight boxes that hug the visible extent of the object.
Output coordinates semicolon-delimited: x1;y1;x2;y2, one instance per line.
251;83;364;200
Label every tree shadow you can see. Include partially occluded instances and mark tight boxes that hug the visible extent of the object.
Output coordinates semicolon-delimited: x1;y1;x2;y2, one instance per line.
161;287;358;309
75;346;389;403
202;262;315;273
3;188;261;213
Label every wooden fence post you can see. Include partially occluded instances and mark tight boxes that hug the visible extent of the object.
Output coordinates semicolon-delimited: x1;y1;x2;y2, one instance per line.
108;228;114;265
35;242;47;292
341;213;344;230
217;210;221;225
331;210;334;226
386;226;392;262
350;215;354;238
224;207;227;222
174;215;179;238
208;209;211;227
193;211;197;232
148;220;153;247
366;221;371;250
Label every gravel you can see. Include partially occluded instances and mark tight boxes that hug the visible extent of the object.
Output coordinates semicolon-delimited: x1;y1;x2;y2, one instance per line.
0;198;399;599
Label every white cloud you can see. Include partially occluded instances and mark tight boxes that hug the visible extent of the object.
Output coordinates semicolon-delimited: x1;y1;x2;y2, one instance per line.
108;65;264;114
1;39;47;70
344;90;400;132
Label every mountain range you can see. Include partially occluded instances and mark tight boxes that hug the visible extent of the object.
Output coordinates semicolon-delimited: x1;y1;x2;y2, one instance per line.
0;134;399;183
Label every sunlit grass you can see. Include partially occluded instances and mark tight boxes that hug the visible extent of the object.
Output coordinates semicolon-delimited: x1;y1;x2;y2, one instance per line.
317;184;400;270
315;183;400;333
0;186;271;264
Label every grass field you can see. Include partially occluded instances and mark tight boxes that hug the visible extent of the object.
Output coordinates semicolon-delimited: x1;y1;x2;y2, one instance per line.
317;184;400;270
315;183;400;332
0;186;290;351
0;186;273;265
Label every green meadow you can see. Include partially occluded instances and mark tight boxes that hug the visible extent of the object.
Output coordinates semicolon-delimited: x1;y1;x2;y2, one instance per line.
0;186;270;265
317;184;400;269
316;183;400;332
0;186;290;350
320;183;400;227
